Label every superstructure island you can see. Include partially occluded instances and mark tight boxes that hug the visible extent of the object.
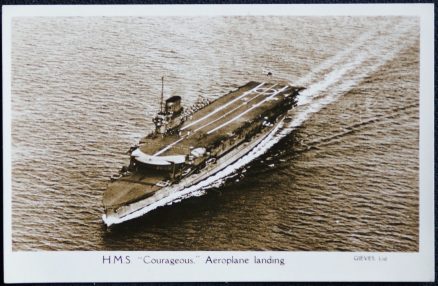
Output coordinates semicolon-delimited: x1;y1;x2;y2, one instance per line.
102;78;304;226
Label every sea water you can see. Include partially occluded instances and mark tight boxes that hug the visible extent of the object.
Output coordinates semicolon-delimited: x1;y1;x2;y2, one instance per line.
11;16;419;251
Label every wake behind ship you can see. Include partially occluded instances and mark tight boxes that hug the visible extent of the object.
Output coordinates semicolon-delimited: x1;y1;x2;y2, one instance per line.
102;79;304;226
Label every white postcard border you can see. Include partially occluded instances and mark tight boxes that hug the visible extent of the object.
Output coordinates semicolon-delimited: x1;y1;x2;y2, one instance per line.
2;4;434;282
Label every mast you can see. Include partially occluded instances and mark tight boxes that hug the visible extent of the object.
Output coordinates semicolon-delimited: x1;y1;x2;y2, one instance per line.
160;76;164;113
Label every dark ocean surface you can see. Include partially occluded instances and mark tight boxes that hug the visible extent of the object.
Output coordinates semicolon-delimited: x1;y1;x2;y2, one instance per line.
11;16;419;251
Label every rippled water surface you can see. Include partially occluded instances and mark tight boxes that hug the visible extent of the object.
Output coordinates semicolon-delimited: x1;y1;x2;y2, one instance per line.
11;16;419;251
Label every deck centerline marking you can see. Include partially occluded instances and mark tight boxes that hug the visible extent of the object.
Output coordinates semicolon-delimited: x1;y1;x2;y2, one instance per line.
181;82;266;131
206;86;289;135
150;83;285;157
152;83;274;156
152;137;186;156
192;84;278;133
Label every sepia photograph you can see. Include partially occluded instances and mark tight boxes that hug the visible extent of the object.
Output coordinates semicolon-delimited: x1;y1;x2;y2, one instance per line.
3;4;434;282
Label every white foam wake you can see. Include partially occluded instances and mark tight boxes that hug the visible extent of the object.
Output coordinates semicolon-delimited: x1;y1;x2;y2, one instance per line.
290;19;418;129
168;19;418;205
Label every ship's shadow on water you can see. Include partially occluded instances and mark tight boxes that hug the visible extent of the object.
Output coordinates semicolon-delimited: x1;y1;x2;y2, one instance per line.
101;129;304;246
102;191;228;236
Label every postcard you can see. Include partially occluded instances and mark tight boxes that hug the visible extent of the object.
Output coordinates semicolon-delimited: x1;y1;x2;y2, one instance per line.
2;3;434;282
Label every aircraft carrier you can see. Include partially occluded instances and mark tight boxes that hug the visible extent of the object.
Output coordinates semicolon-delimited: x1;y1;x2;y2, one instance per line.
102;79;304;226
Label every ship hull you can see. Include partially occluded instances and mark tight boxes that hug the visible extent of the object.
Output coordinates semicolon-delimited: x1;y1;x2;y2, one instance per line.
102;115;287;226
